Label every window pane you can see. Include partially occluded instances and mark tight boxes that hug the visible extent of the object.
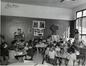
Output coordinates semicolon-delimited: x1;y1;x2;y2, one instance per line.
83;10;86;16
76;19;79;29
82;35;86;45
82;17;86;34
76;18;82;34
77;11;82;18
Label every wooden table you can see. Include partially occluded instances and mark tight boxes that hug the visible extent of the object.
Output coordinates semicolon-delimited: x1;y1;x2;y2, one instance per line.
35;44;47;53
15;54;26;62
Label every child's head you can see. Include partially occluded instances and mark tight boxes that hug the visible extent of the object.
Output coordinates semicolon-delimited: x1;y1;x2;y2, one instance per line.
49;45;54;51
67;47;75;54
53;41;57;43
50;47;53;51
55;45;60;51
53;41;57;45
28;40;32;44
39;41;42;44
25;41;29;46
42;40;46;43
34;39;38;44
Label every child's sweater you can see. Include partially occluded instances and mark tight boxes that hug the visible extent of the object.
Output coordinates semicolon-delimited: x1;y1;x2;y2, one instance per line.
48;50;57;59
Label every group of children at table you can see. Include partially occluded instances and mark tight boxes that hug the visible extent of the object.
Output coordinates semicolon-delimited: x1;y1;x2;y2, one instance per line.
0;35;80;66
42;38;80;66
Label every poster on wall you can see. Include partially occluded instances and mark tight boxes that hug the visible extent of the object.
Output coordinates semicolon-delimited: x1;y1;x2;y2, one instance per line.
33;20;39;29
34;29;44;36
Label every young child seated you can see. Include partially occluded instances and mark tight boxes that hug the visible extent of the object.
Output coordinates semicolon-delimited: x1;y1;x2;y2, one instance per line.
67;47;77;66
55;45;61;53
24;41;34;60
45;45;57;66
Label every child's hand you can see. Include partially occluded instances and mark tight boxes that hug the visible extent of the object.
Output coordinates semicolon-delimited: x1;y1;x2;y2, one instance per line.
29;46;32;49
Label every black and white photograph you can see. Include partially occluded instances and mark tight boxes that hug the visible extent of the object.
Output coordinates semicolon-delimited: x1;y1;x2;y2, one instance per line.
0;0;86;66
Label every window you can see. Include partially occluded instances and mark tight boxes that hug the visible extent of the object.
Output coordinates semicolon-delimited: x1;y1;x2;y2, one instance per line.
76;9;86;18
83;10;86;16
76;11;82;18
76;9;86;41
82;18;86;34
76;19;82;34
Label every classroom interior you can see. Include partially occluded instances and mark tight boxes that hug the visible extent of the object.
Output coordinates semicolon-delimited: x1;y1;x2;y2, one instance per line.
0;0;86;66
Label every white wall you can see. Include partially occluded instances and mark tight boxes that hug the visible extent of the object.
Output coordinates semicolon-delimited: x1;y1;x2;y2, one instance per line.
0;0;1;15
1;2;73;20
0;16;1;34
72;3;86;19
0;0;1;35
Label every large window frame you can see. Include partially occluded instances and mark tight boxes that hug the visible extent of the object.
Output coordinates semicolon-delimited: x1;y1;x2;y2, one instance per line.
76;9;86;40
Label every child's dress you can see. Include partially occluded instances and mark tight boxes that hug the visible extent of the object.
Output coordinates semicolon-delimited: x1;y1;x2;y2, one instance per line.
68;53;76;66
48;50;57;59
48;50;57;65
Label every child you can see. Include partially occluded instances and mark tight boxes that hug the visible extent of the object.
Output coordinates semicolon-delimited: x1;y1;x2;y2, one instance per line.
45;45;57;66
55;45;61;53
1;42;9;65
67;47;77;66
25;41;34;60
53;41;57;46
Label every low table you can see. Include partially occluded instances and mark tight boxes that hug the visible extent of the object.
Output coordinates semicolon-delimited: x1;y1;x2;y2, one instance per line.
15;54;26;62
35;44;47;54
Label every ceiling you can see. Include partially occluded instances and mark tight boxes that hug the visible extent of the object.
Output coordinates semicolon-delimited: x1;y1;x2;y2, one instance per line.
1;0;86;9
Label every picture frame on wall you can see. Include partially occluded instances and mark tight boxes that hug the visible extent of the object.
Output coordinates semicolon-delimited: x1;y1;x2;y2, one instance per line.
34;29;44;36
34;29;38;36
39;21;45;29
33;20;45;29
33;20;39;29
33;20;45;36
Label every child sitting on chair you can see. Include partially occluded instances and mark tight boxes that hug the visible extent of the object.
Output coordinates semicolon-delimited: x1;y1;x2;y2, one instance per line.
45;44;57;66
67;46;77;66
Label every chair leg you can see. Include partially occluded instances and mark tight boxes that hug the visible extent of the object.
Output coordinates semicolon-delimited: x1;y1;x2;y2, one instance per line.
65;59;68;66
42;57;45;64
73;60;75;66
82;57;85;66
78;59;80;66
59;58;62;66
